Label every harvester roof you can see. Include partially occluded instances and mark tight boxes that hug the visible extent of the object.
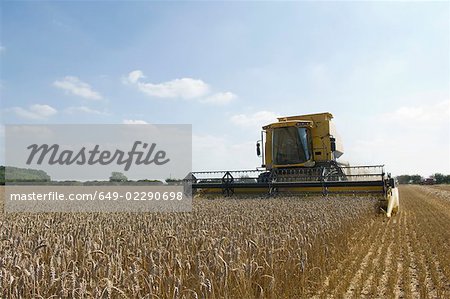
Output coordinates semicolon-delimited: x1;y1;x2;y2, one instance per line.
277;112;333;122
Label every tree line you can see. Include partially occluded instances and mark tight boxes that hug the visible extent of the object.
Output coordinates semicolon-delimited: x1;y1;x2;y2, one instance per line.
396;173;450;184
0;166;51;183
0;166;182;185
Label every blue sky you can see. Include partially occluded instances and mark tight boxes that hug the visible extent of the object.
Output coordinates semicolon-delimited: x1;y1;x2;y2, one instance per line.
1;1;449;176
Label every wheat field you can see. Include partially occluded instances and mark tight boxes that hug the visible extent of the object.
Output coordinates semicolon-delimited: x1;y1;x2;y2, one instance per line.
1;185;449;298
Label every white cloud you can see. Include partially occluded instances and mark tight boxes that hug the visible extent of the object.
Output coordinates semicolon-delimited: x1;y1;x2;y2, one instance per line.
9;104;57;120
193;134;261;171
383;99;450;126
347;133;449;177
125;70;209;99
65;106;109;115
0;46;5;53
53;76;102;100
124;70;236;105
122;119;148;124
127;70;144;84
344;99;450;176
200;92;237;105
230;111;279;127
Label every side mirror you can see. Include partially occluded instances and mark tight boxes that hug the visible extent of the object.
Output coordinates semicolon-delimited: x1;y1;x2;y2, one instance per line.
330;137;336;152
256;141;261;157
389;178;396;188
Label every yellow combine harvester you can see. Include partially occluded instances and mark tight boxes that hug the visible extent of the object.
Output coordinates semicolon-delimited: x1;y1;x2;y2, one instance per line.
186;112;399;216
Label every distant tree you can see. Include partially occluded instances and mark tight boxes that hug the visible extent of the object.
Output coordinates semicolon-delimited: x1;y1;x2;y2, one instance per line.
166;178;183;185
433;173;450;184
0;166;4;185
1;166;50;183
396;175;411;184
410;175;422;184
396;174;423;184
396;173;450;185
109;172;128;182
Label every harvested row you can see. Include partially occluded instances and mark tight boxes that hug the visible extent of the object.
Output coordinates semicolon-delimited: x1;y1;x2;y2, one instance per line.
313;185;450;298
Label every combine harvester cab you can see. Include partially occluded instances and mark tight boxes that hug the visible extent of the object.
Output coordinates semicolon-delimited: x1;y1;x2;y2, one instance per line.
185;112;399;217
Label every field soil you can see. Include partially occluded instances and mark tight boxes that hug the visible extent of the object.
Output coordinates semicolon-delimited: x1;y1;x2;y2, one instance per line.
313;185;450;298
1;185;449;298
